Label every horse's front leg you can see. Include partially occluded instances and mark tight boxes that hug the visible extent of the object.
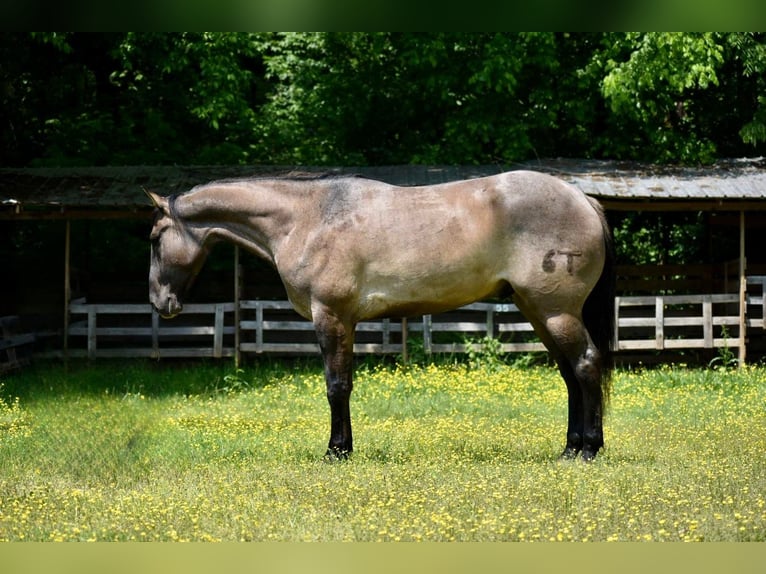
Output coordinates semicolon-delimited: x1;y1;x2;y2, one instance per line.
313;308;356;459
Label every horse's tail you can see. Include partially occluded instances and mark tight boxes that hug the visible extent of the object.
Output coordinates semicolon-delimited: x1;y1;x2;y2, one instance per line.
583;198;616;407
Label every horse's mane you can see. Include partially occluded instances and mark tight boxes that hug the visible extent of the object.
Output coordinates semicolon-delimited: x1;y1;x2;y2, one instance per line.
182;172;367;198
203;172;366;186
268;171;366;181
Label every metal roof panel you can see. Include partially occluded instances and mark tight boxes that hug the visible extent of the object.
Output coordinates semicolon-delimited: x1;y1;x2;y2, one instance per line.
1;159;765;218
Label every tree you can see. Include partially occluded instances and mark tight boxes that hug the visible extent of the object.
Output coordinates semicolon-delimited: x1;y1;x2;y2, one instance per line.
599;32;766;163
254;32;582;164
3;32;766;168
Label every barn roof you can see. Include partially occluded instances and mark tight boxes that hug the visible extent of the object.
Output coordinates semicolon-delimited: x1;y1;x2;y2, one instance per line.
2;158;765;219
538;157;766;209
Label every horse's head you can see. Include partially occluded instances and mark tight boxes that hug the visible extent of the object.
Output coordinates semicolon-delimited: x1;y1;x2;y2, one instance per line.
146;190;209;319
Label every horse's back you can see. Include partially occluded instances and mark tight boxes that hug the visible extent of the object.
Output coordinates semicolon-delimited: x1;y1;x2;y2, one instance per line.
278;171;607;322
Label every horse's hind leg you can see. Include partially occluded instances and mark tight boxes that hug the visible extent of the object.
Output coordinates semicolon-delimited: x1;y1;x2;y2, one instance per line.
515;299;605;461
558;359;585;459
546;313;605;461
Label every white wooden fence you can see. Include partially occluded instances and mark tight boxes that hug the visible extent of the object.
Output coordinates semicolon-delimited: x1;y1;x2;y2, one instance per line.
62;282;766;360
238;300;544;356
1;315;36;372
615;294;740;351
67;301;236;359
747;275;766;330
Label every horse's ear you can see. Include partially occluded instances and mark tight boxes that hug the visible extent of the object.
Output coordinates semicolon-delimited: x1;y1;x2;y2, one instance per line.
144;188;169;212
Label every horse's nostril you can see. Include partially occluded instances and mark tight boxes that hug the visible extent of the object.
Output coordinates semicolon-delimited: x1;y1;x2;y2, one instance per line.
164;296;183;319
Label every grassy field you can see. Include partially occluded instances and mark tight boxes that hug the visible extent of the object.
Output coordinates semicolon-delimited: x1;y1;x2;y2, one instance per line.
0;356;764;542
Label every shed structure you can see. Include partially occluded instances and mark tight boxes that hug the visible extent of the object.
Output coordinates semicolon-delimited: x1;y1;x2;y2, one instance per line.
2;159;765;364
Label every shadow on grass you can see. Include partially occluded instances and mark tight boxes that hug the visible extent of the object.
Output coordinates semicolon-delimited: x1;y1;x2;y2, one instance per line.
0;357;323;401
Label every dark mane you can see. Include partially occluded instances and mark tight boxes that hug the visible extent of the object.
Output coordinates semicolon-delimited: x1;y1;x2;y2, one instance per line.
269;171;366;181
204;172;366;187
184;172;369;197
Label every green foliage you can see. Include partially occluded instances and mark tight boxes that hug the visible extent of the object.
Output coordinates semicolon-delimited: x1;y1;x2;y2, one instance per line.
611;211;707;266
4;33;766;169
465;336;506;372
708;326;739;371
400;333;428;366
600;33;722;163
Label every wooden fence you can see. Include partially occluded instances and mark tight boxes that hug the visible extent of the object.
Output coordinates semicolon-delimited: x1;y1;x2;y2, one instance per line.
67;301;236;359
615;294;739;351
1;315;36;372
748;275;766;330
62;284;766;361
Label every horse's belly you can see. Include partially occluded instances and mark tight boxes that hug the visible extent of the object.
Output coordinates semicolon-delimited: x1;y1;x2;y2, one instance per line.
357;270;502;320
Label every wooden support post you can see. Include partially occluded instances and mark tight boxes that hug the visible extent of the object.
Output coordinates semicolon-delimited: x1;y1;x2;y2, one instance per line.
738;210;747;366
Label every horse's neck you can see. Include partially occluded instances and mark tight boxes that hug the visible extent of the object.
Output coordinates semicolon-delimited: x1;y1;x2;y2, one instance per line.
176;182;299;263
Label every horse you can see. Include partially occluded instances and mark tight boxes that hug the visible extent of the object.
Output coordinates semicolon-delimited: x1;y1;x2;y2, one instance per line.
146;170;616;461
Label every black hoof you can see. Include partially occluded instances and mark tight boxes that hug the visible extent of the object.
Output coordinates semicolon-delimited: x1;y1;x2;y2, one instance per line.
559;447;580;460
324;447;352;461
580;448;599;462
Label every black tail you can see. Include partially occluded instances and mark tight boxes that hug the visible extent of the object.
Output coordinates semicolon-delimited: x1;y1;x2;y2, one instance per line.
582;200;616;407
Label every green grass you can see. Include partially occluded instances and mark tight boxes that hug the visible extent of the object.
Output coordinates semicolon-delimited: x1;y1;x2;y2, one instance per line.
0;359;764;541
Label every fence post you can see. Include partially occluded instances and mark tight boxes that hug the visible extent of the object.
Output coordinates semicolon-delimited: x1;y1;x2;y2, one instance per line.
382;318;391;352
703;295;713;348
255;301;264;353
761;276;766;329
87;306;97;359
614;296;621;351
151;309;159;358
234;246;241;367
214;303;224;358
655;297;664;350
486;308;494;338
423;314;432;355
401;318;408;364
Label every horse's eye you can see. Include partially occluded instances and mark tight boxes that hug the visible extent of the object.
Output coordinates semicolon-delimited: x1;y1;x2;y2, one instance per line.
150;225;164;243
150;232;162;256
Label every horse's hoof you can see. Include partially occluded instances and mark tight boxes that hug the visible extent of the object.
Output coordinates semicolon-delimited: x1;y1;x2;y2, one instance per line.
580;448;599;462
559;447;580;461
324;447;352;462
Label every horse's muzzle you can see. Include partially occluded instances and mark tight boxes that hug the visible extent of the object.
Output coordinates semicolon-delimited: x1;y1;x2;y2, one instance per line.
150;291;183;319
160;310;181;320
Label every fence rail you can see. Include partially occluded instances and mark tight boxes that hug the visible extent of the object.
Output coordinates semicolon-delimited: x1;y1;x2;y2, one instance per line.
2;315;36;372
62;285;766;360
747;275;766;330
67;301;236;359
614;294;740;351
